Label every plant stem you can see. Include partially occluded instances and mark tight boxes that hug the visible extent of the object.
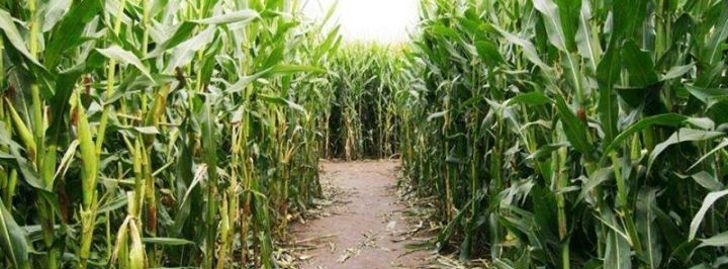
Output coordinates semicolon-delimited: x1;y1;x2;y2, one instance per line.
28;1;60;267
556;146;570;269
95;0;126;156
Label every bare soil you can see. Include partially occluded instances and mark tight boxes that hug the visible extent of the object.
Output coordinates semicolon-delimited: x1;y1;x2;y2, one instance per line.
291;160;430;269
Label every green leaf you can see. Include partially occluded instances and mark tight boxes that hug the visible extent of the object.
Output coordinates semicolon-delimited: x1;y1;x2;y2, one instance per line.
172;120;195;236
133;126;160;135
603;113;687;158
648;128;725;172
604;228;631;269
684;86;728;124
689;138;728;171
42;0;72;32
165;27;216;73
200;98;219;263
577;167;612;202
636;189;662;269
575;0;601;70
226;68;273;93
147;22;198;58
685;85;728;107
194;9;260;24
427;111;448;122
533;0;568;52
526;143;567;161
610;0;648;41
506;92;551;106
474;40;504;65
701;0;728;66
697;231;728;248
0;202;31;269
685;85;728;124
270;64;326;75
493;25;550;70
430;24;461;40
554;95;592;155
622;40;658;88
689;190;728;241
142;237;195;246
0;123;48;191
661;64;694;81
597;43;620;145
44;0;103;67
259;95;306;114
96;45;153;81
690;171;724;192
0;9;43;69
47;65;86;152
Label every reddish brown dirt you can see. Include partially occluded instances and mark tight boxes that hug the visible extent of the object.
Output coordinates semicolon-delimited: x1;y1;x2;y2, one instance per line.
292;160;429;269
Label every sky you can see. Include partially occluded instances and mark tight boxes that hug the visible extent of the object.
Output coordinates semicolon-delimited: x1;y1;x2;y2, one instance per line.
302;0;419;44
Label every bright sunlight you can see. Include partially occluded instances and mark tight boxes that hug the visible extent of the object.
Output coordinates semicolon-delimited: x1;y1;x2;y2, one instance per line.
303;0;419;43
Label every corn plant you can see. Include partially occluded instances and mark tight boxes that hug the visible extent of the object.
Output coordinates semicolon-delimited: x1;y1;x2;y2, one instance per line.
399;0;728;268
0;0;338;268
324;43;408;160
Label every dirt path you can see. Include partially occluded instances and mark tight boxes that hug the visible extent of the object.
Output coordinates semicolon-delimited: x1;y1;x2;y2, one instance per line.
292;160;429;269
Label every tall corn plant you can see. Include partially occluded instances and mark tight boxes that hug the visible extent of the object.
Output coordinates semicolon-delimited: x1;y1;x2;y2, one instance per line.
0;0;338;268
400;0;728;268
324;44;407;160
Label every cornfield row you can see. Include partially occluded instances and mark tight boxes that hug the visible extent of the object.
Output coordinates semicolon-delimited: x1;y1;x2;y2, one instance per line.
398;0;728;268
0;0;340;268
321;43;408;160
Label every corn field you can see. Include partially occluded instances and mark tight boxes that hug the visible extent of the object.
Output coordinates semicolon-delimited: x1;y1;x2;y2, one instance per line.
2;0;728;268
322;44;407;160
398;0;728;268
0;0;339;268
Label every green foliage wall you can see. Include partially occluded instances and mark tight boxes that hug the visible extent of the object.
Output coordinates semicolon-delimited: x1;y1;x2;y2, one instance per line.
398;0;728;268
322;43;408;160
0;0;339;268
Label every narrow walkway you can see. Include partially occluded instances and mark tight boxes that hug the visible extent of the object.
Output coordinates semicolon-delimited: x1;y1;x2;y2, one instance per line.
292;160;429;269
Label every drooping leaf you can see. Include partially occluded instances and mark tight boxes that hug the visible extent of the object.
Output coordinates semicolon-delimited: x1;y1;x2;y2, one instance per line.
696;231;728;249
0;9;44;69
194;9;260;24
259;94;306;114
165;27;216;73
689;138;728;171
648;128;725;172
603;113;687;158
147;22;198;58
689;171;725;192
493;25;550;70
661;64;694;81
96;45;153;81
689;190;728;241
